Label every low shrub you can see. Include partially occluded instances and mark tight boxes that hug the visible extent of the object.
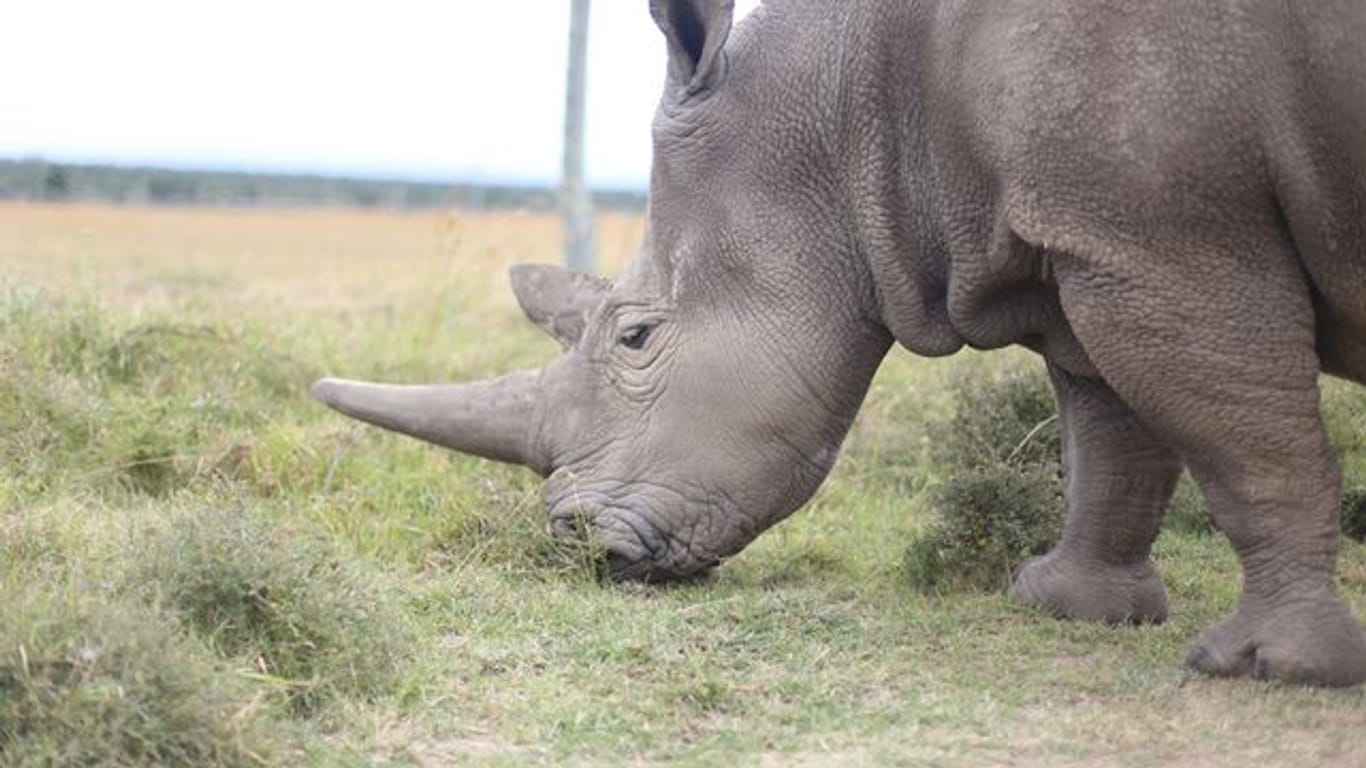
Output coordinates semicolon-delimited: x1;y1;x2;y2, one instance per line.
905;463;1063;594
927;365;1061;472
906;366;1064;593
1164;474;1215;537
1323;380;1366;540
904;366;1366;593
1344;485;1366;542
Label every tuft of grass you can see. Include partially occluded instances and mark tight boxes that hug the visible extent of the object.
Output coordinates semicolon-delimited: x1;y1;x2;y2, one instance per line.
126;507;414;714
434;480;610;583
1;512;67;577
0;584;275;767
0;287;315;502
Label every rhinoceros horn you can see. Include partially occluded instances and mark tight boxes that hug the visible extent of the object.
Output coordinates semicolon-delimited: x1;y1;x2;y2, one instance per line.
309;371;546;473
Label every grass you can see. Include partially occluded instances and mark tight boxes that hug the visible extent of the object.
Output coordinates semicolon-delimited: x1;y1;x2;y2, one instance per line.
126;507;416;714
2;202;1365;765
0;583;278;766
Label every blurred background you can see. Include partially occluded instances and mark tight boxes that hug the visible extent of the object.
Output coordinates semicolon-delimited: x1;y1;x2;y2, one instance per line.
0;0;760;213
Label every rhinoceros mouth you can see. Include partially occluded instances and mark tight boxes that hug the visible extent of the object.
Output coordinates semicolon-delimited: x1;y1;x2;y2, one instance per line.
544;471;728;583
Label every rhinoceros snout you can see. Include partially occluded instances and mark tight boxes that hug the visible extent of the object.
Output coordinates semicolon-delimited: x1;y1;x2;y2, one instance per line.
544;503;716;583
598;545;719;584
542;469;730;582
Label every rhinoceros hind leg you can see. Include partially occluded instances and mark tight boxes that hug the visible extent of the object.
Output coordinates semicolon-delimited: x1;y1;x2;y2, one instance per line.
1186;587;1366;687
1050;242;1366;687
1009;362;1179;624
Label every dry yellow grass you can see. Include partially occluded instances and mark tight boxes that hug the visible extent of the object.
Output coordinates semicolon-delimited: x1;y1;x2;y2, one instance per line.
0;202;644;315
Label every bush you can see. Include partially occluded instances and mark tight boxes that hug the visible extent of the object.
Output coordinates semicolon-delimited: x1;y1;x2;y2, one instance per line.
906;366;1064;594
1344;485;1366;543
901;364;1219;593
927;365;1061;472
1324;380;1366;541
904;364;1366;596
127;508;414;714
905;463;1063;594
0;585;274;767
1163;474;1215;537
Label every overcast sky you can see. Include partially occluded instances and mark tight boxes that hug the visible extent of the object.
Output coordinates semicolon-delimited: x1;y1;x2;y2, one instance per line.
2;1;760;188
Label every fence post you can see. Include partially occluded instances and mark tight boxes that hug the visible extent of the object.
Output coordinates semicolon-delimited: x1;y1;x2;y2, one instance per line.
561;0;595;273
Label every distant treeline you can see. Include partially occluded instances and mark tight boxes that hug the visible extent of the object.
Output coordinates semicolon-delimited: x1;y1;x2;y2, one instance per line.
0;159;647;213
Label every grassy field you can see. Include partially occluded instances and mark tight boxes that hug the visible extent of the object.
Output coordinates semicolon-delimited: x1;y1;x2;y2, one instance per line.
3;202;1366;766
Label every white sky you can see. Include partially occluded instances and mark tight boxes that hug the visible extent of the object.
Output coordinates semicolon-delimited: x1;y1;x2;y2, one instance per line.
1;1;760;189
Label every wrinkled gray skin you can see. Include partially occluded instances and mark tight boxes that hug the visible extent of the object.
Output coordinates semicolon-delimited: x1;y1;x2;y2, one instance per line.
312;0;1366;686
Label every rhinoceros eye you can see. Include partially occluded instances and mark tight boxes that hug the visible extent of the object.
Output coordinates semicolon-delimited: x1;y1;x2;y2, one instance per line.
618;324;653;350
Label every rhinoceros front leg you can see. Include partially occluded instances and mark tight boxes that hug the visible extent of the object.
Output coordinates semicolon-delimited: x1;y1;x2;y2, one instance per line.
1048;247;1366;687
1009;362;1181;623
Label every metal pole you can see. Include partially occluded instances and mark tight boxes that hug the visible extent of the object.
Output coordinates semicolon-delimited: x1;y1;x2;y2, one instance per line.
561;0;595;273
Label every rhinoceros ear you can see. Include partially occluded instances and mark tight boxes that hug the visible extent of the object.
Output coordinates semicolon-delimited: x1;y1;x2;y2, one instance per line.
509;263;611;349
650;0;734;95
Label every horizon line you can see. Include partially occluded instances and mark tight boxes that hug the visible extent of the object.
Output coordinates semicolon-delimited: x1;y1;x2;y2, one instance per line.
0;154;651;194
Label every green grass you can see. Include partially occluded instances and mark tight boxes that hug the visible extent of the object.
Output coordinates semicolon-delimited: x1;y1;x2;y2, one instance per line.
0;583;278;766
3;206;1366;765
126;507;416;714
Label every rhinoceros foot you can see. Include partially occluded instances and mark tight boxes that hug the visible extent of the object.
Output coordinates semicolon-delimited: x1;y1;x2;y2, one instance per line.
1009;550;1168;625
1186;588;1366;688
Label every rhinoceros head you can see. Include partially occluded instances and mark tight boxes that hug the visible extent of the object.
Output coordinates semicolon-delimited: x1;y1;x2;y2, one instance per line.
312;0;892;581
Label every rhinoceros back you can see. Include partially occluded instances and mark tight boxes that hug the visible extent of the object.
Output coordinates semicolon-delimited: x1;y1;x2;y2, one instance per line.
915;0;1366;378
1264;1;1366;380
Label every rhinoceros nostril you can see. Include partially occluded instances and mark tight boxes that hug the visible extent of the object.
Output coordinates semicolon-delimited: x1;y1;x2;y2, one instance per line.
596;544;720;585
547;508;594;540
600;548;642;581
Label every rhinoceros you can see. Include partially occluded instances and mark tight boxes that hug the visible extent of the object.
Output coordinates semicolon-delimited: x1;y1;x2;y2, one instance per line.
312;0;1366;686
